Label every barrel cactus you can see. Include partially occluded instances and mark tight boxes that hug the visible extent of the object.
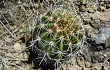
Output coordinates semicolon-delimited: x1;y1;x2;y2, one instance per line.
31;2;85;67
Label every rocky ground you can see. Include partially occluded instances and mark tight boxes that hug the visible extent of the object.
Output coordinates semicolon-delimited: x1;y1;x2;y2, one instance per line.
60;1;110;70
0;0;110;70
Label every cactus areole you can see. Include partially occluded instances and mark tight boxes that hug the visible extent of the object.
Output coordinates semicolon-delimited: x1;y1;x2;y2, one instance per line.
34;8;84;61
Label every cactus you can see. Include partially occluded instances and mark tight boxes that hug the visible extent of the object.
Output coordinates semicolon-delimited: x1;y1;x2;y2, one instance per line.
33;8;84;60
30;1;85;68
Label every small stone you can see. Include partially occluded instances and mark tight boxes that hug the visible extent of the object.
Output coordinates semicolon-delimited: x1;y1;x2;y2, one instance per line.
13;43;21;51
23;52;29;61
